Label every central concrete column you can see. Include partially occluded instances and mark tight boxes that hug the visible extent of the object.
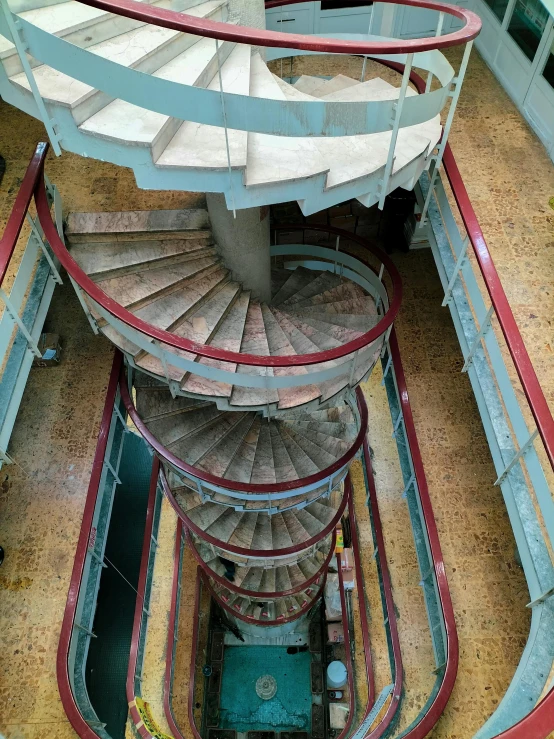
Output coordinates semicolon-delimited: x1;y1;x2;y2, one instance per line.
206;193;272;303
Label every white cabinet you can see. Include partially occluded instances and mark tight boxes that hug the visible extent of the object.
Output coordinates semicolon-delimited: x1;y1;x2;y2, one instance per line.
265;2;316;34
472;0;554;160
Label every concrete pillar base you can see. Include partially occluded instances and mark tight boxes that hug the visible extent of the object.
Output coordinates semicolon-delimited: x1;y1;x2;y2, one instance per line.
206;193;271;303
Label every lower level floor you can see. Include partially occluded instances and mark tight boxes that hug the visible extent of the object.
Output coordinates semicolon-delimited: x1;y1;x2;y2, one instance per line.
0;41;553;739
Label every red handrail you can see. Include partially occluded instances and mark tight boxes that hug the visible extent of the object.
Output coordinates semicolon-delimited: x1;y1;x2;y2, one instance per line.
185;524;337;597
388;328;459;738
120;369;368;495
76;0;480;54
56;350;122;739
0;142;48;288
34;179;401;368
348;478;377;719
161;465;349;557
202;566;327;625
362;439;404;738
376;59;554;472
126;457;161;726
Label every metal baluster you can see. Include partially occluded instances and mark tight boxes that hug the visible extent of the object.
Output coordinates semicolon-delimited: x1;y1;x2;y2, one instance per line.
0;288;42;357
26;214;63;285
425;12;444;93
0;0;62;155
377;52;414;209
334;235;341;274
461;304;494;372
215;38;236;218
420;41;474;225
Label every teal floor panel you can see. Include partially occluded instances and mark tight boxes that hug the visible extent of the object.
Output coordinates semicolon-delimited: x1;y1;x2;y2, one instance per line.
219;646;312;733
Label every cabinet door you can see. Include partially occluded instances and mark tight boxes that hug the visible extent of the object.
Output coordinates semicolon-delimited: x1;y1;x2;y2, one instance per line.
265;3;315;34
524;25;554;156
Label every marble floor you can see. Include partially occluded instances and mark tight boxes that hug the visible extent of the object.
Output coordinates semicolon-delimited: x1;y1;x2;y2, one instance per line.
0;38;553;739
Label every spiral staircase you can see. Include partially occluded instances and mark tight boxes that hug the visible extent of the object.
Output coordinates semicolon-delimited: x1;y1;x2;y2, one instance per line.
0;0;479;628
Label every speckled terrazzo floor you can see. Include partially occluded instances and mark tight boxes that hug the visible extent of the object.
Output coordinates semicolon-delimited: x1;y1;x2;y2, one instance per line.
0;38;552;739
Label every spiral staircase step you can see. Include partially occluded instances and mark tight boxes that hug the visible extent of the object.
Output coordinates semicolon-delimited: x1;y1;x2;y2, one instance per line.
268;423;298;483
279;272;342;308
311;74;360;99
182;290;251;398
132;265;230;331
271;266;322;307
66;208;211;243
94;253;220;311
170;410;247;465
260;568;276;592
156;42;250;171
293;75;326;96
70;236;214;282
80;35;235;158
196;413;256;477
250;423;276;485
246;54;328;189
10;0;229;124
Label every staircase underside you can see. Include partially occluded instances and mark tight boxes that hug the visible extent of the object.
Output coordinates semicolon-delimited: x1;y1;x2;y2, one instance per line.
0;0;442;213
68;209;387;414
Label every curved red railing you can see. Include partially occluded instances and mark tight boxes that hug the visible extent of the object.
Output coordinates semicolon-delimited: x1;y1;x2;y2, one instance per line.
361;439;404;738
0;142;48;286
373;60;554;473
348;482;377;720
126;457;161;737
35;180;401;369
76;0;480;54
121;372;368;495
185;525;337;598
386;328;459;738
203;567;327;626
161;466;349;557
56;350;122;739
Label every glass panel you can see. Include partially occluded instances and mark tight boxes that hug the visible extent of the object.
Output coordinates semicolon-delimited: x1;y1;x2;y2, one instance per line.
541;37;554;88
482;0;510;23
507;0;549;61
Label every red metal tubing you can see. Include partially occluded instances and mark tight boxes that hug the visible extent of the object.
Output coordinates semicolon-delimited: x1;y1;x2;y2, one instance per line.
34;179;400;368
185;524;337;597
441;144;554;471
202;567;327;626
164;517;188;739
56;349;122;739
161;466;349;557
120;369;368;495
362;438;404;739
335;549;356;739
492;689;554;739
347;475;376;717
187;567;204;739
75;0;480;54
388;328;459;738
373;59;554;473
126;456;161;731
126;456;161;702
0;142;49;288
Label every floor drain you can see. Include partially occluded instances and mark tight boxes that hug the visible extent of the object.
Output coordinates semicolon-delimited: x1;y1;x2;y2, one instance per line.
256;674;277;700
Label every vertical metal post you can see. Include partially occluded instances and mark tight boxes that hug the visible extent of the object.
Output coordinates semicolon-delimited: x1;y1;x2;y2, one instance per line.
70;277;100;334
462;304;494;372
441;235;469;305
378;52;414;209
26;214;63;285
0;0;62;155
425;12;444;92
0;288;42;357
215;38;236;218
494;429;539;486
334;235;341;274
420;41;474;224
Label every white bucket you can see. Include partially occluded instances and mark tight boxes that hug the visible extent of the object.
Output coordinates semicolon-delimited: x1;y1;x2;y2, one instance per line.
327;660;348;689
